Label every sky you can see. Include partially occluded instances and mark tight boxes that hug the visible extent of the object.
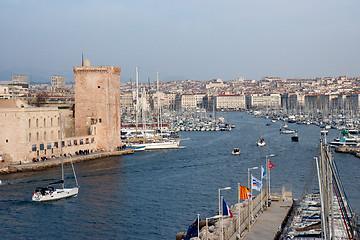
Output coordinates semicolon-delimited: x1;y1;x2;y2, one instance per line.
1;0;360;83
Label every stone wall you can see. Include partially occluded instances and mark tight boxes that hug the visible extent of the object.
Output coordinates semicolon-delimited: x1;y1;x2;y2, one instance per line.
74;60;122;151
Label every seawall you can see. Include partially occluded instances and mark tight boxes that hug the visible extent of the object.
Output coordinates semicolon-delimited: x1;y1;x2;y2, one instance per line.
0;149;134;174
334;146;360;158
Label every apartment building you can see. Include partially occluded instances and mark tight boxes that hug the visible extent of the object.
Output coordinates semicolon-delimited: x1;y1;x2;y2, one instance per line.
215;94;245;110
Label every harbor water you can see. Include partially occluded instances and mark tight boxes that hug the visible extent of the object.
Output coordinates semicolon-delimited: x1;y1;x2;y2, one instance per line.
1;112;359;239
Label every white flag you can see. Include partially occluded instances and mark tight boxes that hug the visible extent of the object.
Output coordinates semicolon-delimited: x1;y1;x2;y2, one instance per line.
251;175;262;191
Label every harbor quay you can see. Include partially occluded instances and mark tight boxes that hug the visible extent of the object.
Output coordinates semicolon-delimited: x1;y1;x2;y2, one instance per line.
177;186;293;240
0;149;134;174
334;146;360;158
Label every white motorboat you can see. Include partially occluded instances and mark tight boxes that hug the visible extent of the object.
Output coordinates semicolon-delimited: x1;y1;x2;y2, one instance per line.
329;137;359;147
232;148;240;155
280;129;295;134
257;117;266;147
257;139;266;147
32;112;79;202
329;130;360;147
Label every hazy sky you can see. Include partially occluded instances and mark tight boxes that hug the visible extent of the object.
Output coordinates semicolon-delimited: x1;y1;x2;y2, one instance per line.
1;0;360;83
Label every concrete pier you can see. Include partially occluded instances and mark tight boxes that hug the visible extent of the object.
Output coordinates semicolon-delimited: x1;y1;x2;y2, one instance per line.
180;187;293;240
0;149;134;174
235;199;293;240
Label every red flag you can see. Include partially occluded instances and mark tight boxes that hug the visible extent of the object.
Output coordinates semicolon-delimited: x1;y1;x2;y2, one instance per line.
269;161;275;170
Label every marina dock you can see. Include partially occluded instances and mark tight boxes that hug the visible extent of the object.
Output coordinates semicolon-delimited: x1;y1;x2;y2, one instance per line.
178;186;293;240
0;149;134;174
234;198;293;240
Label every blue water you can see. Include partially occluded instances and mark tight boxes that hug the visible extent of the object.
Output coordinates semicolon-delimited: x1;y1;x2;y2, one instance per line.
0;112;359;239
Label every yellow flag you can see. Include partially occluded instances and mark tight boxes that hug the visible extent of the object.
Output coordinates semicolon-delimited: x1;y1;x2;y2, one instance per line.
239;184;251;200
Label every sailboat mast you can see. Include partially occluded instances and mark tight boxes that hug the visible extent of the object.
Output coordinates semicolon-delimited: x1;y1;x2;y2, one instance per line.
59;112;64;189
156;72;161;134
135;66;139;138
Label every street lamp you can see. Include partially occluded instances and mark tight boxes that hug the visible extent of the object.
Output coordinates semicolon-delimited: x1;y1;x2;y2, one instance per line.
248;166;258;232
218;186;231;215
218;186;231;240
266;154;275;207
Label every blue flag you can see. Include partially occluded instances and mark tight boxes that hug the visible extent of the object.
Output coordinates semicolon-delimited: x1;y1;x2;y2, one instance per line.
184;218;198;240
261;166;267;179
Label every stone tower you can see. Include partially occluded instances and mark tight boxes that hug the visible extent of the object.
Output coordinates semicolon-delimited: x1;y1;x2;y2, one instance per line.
73;59;122;151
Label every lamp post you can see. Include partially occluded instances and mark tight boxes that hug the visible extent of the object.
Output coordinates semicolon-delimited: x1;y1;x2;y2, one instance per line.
266;154;275;207
248;166;258;232
218;186;231;215
218;186;231;240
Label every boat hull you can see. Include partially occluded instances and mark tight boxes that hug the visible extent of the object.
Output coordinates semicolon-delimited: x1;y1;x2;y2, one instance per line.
130;140;180;150
32;187;79;202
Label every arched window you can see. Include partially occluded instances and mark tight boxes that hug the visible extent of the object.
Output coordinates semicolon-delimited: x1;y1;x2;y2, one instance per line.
51;118;53;127
44;132;47;140
44;118;46;127
36;132;39;141
29;133;31;142
51;131;54;139
36;119;39;128
29;119;31;128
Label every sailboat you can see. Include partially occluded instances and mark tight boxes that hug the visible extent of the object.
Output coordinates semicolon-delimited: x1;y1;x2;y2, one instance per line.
257;116;266;147
32;112;79;202
126;69;183;150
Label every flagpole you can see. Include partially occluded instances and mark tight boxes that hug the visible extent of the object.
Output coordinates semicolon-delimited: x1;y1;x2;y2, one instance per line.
266;154;275;207
247;166;258;232
250;174;253;228
206;218;208;240
261;166;263;212
269;167;271;200
221;196;223;240
238;183;240;238
197;214;200;238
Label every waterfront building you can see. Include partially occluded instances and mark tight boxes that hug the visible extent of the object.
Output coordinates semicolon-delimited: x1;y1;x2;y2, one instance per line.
177;94;197;110
246;93;281;109
74;59;122;152
166;92;177;111
214;94;245;110
0;99;97;166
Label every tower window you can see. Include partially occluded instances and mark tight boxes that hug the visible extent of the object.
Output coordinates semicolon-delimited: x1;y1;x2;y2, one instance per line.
98;86;101;88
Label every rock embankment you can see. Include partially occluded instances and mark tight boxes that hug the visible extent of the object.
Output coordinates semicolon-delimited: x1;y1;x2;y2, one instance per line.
0;149;134;174
335;146;360;158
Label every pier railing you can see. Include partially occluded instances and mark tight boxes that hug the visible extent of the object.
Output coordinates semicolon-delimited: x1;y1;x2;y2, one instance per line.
221;187;268;240
218;185;292;240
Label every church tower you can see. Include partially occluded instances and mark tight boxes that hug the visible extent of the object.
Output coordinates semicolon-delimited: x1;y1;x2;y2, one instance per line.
73;59;122;151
